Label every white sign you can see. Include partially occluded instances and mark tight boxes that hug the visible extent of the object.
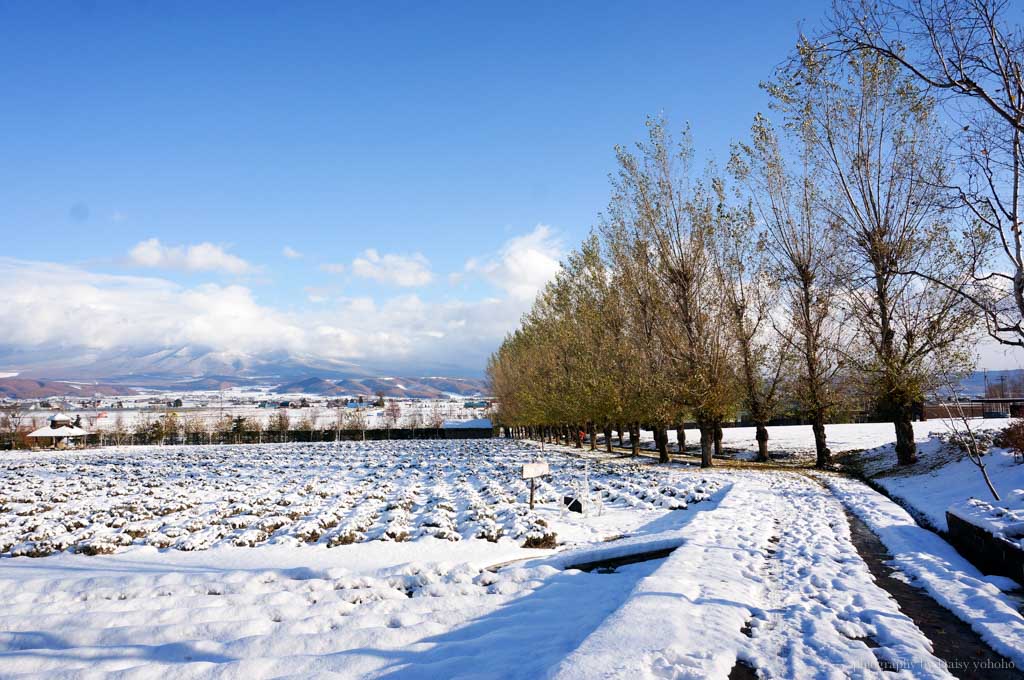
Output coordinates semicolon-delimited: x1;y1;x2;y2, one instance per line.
522;462;550;479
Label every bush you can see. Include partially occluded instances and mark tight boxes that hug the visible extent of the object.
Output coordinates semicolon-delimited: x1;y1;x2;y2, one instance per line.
521;532;557;549
999;420;1024;463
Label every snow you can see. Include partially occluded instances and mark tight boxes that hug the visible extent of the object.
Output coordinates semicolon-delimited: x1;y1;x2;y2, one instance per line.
860;434;1024;533
0;440;718;558
26;425;90;438
0;557;667;678
824;474;1024;671
442;418;492;429
0;439;727;678
630;418;1022;460
949;496;1024;550
554;474;954;679
2;436;1024;677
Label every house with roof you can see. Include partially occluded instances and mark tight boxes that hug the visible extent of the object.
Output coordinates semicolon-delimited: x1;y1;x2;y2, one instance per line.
27;413;90;448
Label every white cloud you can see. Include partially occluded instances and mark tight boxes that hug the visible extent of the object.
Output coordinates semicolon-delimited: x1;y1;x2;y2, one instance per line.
464;224;562;300
320;262;346;274
0;257;529;374
129;238;252;275
0;227;566;375
0;258;297;357
282;246;302;259
352;249;433;287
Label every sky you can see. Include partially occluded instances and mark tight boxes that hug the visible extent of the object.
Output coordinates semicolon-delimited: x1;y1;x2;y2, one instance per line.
4;1;1015;377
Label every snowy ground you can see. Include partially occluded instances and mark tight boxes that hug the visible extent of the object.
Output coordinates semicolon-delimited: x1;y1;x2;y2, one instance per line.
850;428;1024;541
631;418;1024;550
628;417;1022;460
2;437;1024;678
0;441;718;558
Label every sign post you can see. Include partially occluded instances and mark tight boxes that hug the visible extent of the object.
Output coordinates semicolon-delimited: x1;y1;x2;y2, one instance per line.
521;462;550;510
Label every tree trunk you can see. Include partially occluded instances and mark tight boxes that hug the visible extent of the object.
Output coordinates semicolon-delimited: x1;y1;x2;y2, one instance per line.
676;424;685;455
893;406;917;465
755;423;769;462
655;425;669;463
617;424;624;447
713;424;723;459
575;426;583;449
604;424;613;453
630;421;639;457
812;413;831;468
699;423;714;468
589;422;597;451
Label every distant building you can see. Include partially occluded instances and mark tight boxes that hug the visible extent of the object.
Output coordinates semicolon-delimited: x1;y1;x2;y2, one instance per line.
27;413;91;448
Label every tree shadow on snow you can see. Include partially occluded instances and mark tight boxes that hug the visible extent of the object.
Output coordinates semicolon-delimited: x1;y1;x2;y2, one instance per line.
319;560;664;680
0;631;235;666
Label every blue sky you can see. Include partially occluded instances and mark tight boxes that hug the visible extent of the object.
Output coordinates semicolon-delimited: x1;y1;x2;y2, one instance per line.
8;1;941;376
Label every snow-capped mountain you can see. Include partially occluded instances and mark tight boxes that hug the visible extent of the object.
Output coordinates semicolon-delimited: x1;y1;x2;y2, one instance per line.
0;344;487;397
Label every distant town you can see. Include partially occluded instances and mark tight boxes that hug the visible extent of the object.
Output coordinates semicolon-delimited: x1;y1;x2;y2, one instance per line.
0;380;494;449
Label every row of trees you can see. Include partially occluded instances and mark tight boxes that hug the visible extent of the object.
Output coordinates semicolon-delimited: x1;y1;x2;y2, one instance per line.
490;0;1023;468
0;400;456;449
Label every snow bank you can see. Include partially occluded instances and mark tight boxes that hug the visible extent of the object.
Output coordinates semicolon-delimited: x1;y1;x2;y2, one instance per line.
871;444;1024;533
948;496;1024;551
550;482;757;680
824;475;1024;670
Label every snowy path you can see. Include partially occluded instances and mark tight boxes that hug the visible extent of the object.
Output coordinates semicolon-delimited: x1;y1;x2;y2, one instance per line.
554;474;955;679
824;474;1024;672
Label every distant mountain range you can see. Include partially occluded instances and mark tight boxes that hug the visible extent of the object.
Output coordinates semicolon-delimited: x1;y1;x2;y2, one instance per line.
0;378;138;400
3;341;1009;401
273;376;488;399
0;374;488;400
956;368;1024;396
0;345;489;399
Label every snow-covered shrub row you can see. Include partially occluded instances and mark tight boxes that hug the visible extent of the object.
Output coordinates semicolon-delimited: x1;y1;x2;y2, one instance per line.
0;440;721;557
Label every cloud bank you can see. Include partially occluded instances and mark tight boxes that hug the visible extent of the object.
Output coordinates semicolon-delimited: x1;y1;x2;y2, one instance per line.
0;226;563;376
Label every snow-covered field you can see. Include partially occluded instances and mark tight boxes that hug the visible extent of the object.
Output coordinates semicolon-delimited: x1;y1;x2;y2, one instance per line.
1;436;1023;678
0;441;719;558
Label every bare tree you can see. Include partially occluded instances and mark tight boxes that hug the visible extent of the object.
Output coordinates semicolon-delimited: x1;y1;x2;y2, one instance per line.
732;114;847;468
181;413;205;445
0;406;26;449
935;371;1001;500
333;405;346;441
427;401;445;434
268;410;290;442
714;191;788;462
109;412;128;446
611;118;739;467
829;0;1024;347
771;41;978;464
344;407;368;440
383;400;402;431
